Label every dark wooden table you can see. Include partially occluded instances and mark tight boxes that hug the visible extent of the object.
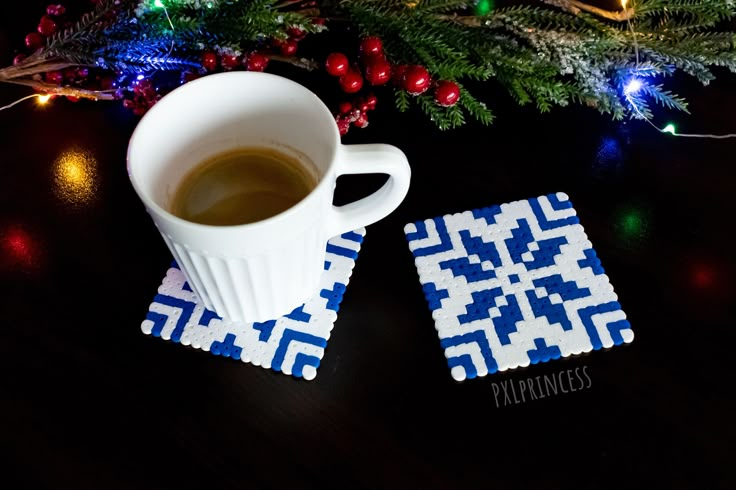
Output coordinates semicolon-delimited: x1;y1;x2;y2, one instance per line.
2;3;735;489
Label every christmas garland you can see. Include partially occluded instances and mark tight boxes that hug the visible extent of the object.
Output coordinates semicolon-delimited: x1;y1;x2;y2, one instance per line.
1;0;735;134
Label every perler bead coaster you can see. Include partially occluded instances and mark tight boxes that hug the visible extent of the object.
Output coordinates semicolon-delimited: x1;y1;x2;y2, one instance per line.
404;193;633;381
141;229;365;380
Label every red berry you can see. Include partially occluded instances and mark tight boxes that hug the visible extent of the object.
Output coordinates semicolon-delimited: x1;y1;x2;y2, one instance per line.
354;113;369;128
46;4;66;16
246;52;269;72
434;80;460;107
325;53;349;77
76;67;89;78
359;36;383;59
66;96;80;103
221;54;241;70
201;51;218;72
359;100;370;113
38;16;57;36
348;108;362;122
365;58;392;86
123;99;136;110
403;65;431;95
13;54;26;66
336;116;350;136
312;18;325;26
280;39;298;57
133;106;147;117
338;102;353;114
45;70;63;85
365;93;378;110
288;26;306;40
339;70;364;94
25;32;44;50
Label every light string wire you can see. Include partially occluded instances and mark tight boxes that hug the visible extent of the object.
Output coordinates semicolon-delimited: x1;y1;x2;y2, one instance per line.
624;0;736;139
0;94;50;113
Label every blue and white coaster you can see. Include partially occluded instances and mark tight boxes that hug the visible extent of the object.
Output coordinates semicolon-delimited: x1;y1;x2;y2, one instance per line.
141;229;365;380
404;193;633;381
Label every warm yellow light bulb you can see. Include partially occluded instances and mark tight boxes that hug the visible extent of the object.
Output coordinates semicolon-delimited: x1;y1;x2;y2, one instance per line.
621;0;628;9
37;94;52;104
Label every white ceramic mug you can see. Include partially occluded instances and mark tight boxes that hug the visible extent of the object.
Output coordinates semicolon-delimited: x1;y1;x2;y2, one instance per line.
127;72;411;323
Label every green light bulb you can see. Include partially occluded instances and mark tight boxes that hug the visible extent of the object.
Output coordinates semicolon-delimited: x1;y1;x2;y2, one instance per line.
476;0;494;16
663;123;676;135
154;0;164;7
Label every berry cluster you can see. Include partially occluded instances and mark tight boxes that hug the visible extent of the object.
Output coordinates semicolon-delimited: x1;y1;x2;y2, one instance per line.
334;94;378;136
13;4;119;102
200;49;271;74
121;79;160;116
198;20;320;75
16;4;67;64
324;35;461;135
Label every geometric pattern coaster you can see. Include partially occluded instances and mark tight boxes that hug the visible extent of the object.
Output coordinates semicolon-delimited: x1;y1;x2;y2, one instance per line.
404;193;633;381
141;229;365;381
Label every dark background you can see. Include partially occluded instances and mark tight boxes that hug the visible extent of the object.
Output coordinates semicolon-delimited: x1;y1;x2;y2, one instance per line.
2;2;735;489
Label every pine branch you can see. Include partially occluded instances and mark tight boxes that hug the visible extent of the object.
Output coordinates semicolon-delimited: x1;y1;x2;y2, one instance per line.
395;89;410;112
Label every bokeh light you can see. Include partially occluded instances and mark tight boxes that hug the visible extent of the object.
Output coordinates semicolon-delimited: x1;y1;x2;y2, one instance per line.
476;0;494;16
53;147;98;207
1;225;42;270
614;204;650;250
692;264;716;289
620;209;643;236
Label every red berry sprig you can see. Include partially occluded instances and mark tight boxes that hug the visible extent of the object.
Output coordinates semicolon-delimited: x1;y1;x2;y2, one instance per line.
334;93;378;136
402;65;431;95
365;58;392;86
221;53;241;71
359;36;384;60
122;79;160;116
245;52;269;72
339;69;363;94
38;15;58;36
25;32;44;50
325;53;349;77
434;80;460;107
201;51;219;72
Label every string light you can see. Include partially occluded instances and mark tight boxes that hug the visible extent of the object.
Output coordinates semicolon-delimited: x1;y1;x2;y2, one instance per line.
662;123;676;135
0;93;53;113
475;0;494;16
623;79;642;95
621;0;736;140
150;0;176;71
626;96;736;139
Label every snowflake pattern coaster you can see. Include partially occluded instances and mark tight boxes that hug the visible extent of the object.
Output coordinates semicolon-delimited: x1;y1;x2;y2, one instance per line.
141;229;365;381
404;193;633;381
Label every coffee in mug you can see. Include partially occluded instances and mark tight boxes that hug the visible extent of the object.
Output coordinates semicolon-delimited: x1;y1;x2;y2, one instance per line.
170;147;319;226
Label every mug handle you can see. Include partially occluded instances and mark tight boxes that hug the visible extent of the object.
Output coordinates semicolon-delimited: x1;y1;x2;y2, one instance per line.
327;144;411;237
